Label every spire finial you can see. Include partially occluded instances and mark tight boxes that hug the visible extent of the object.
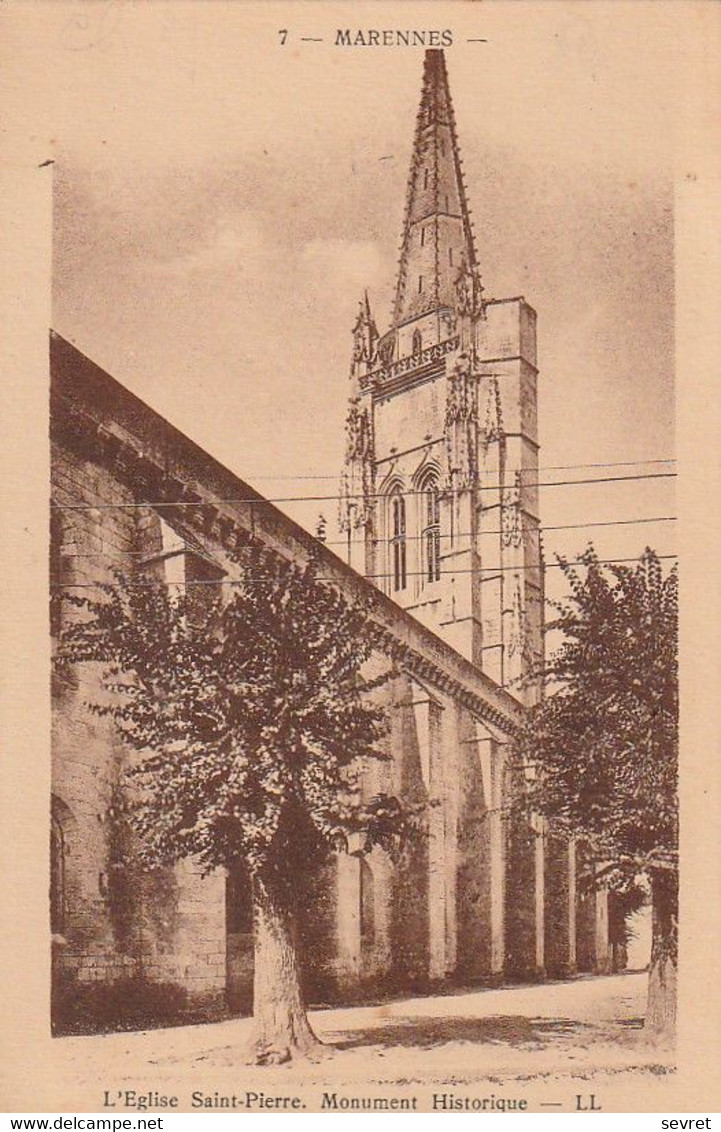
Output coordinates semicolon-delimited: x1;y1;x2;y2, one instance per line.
350;292;378;392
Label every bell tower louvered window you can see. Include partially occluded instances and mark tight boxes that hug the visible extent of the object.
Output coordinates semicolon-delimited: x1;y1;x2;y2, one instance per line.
390;490;407;592
421;474;441;584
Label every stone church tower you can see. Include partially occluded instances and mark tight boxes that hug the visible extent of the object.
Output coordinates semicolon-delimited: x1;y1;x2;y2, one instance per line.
340;49;543;701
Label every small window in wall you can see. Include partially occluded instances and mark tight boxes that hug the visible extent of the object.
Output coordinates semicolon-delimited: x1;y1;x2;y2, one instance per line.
418;275;423;294
141;514;226;622
448;247;454;266
412;329;422;355
50;796;74;937
420;226;425;247
226;865;253;935
360;859;375;946
50;813;66;935
423;168;429;190
185;553;225;626
421;474;441;584
50;507;74;640
390;490;407;593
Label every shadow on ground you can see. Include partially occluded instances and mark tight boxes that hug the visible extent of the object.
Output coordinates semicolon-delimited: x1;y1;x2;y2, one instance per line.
328;1014;592;1052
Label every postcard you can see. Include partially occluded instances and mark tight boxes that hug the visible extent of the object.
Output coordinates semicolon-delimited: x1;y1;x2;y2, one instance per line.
1;0;720;1116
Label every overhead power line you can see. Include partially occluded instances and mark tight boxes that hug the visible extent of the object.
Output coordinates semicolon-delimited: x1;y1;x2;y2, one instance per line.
50;552;678;589
58;514;678;561
51;470;677;511
328;514;677;550
216;458;677;482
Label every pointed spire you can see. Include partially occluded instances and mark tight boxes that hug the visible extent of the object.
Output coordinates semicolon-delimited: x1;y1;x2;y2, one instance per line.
392;50;479;333
362;288;373;323
350;291;378;393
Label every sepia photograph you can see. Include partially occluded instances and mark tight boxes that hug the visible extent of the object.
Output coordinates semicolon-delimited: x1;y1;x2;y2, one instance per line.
1;0;720;1117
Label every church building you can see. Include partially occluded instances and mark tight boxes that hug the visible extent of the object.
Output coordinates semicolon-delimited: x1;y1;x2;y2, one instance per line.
49;50;612;1032
340;49;542;701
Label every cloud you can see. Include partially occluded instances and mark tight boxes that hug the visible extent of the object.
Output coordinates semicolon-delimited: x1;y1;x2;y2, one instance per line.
151;211;267;277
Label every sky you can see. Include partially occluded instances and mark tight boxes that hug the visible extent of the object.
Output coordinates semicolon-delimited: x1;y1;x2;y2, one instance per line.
36;0;679;581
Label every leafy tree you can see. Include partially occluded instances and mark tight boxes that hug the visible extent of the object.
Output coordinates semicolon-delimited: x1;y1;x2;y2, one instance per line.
58;544;413;1063
517;547;678;1040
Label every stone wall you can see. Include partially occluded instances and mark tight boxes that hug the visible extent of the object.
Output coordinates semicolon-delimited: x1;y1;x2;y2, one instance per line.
51;441;228;1023
50;331;594;1030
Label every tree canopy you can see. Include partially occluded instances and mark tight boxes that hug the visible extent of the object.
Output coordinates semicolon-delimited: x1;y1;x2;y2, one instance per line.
518;546;678;886
516;546;679;1038
59;544;411;879
58;542;419;1061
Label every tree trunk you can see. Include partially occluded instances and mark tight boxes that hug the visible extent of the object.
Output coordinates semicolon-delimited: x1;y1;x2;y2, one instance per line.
244;872;324;1065
645;869;678;1043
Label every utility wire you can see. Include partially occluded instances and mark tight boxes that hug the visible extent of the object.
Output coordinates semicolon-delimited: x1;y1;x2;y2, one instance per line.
216;458;677;481
51;470;677;511
57;514;678;560
50;553;678;588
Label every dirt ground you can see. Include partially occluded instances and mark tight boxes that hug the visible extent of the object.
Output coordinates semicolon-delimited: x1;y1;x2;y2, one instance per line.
25;970;675;1111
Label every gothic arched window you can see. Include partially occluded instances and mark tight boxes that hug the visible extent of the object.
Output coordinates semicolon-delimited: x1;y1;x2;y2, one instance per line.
50;507;75;640
389;489;407;593
50;796;74;937
421;473;441;584
226;864;253;936
50;814;65;935
360;859;375;946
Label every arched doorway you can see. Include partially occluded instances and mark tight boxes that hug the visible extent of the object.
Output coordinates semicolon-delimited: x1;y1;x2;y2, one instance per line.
225;864;253;1013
